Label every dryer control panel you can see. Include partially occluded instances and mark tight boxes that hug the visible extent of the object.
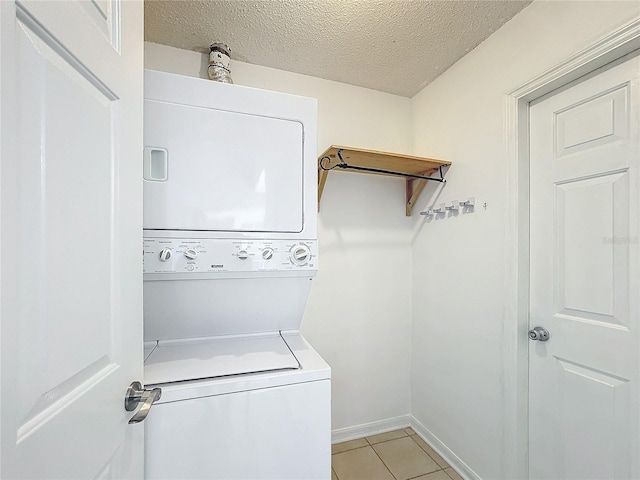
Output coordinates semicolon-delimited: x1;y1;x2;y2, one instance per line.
143;238;318;275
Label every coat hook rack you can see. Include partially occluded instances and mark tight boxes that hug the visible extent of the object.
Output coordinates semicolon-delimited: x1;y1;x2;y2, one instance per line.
420;197;476;217
445;200;459;212
433;204;447;214
460;197;475;208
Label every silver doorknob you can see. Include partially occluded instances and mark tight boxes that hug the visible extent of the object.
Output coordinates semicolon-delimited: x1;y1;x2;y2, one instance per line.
528;326;550;342
125;381;162;424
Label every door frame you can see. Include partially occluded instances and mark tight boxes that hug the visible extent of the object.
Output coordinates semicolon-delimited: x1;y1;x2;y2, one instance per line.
503;17;640;479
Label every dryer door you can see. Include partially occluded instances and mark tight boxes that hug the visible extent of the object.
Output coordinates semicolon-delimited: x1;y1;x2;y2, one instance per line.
143;99;304;233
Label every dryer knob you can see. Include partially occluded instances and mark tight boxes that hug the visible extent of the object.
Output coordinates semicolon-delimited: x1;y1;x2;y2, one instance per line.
184;248;198;260
290;244;311;265
159;248;172;262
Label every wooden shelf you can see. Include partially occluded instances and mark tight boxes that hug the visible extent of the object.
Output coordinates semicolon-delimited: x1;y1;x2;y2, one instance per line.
317;145;451;216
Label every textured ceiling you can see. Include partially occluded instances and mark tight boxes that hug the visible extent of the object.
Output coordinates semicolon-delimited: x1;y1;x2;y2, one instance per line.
144;0;532;97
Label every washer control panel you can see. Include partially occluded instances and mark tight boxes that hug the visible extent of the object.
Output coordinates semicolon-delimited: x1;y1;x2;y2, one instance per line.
143;238;318;274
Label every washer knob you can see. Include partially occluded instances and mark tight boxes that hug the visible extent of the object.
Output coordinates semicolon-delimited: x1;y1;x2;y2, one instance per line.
290;244;311;265
238;250;249;260
184;248;198;259
159;248;172;262
262;247;274;260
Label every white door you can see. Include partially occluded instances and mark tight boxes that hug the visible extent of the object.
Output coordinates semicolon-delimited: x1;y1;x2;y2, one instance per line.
529;53;639;479
1;1;144;478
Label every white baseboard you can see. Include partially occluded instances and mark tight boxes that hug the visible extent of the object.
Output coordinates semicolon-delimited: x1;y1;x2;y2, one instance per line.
410;416;481;480
331;415;411;444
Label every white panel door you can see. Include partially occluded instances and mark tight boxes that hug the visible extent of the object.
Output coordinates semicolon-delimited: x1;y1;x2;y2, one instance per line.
529;54;639;479
1;1;144;478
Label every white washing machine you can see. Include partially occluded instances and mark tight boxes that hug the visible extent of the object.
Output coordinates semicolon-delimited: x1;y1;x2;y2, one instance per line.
142;70;330;479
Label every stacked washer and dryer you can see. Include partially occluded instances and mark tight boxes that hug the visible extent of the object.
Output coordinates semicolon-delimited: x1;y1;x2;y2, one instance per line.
141;70;331;479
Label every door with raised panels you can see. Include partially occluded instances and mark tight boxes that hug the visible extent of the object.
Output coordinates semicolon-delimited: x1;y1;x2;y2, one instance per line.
1;1;143;478
529;53;639;479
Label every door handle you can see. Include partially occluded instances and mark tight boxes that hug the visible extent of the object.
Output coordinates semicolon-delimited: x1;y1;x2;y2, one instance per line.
528;326;550;342
125;381;162;424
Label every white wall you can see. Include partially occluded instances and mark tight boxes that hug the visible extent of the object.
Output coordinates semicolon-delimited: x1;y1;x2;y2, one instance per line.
410;1;640;479
144;43;414;432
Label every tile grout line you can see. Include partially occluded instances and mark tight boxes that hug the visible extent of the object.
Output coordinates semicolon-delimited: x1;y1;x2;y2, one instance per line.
366;432;409;446
406;469;447;480
371;442;449;480
443;468;459;480
408;433;451;471
370;431;448;480
332;432;410;455
369;443;400;480
365;431;413;480
331;445;366;455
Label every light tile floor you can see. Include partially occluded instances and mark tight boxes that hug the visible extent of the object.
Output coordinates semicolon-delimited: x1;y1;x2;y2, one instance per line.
331;428;463;480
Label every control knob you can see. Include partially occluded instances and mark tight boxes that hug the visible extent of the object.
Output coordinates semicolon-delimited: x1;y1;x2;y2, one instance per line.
290;244;311;266
159;248;172;262
238;250;249;260
184;248;198;260
262;247;274;260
